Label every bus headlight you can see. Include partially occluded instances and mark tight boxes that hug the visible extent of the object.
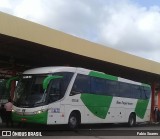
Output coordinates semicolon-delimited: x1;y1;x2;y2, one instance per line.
34;110;42;114
34;109;47;114
37;110;42;114
12;109;15;112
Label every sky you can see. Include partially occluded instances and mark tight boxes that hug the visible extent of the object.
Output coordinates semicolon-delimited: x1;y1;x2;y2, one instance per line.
1;0;160;62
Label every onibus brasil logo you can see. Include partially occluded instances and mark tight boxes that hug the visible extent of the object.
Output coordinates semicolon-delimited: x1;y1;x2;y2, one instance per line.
2;131;42;137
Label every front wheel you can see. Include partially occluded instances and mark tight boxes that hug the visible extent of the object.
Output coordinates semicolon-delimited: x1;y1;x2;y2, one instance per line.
128;113;136;127
68;113;79;129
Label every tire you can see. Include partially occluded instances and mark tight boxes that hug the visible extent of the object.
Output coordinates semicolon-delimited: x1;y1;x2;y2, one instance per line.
68;112;79;129
128;113;136;127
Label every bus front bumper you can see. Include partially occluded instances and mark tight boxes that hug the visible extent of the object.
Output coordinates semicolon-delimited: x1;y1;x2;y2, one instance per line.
12;111;48;124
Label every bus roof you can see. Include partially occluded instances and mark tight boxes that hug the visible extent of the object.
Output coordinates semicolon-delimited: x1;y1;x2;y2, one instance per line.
23;66;150;87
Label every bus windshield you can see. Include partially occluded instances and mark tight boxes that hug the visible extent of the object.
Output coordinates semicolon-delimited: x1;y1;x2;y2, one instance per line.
13;72;74;107
13;75;47;107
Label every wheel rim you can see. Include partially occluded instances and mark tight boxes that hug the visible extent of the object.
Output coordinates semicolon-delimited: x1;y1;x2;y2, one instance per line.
130;118;134;126
70;116;77;127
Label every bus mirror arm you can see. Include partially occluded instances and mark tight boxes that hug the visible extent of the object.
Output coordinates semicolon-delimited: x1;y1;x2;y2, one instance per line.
70;91;81;96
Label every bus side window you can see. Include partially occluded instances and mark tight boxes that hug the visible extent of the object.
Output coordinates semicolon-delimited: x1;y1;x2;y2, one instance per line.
132;85;141;99
91;77;106;95
71;74;90;95
53;72;74;96
144;88;151;99
119;82;131;98
48;79;62;103
140;87;146;100
106;80;119;96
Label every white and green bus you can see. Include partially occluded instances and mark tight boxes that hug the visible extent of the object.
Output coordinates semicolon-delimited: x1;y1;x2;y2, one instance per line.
12;67;151;128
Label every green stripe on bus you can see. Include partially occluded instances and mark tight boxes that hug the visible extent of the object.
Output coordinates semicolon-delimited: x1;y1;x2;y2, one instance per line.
80;94;113;119
12;111;48;124
89;71;118;81
135;99;149;119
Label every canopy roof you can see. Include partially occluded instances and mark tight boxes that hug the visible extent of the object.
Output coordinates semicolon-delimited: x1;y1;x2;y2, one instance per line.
0;12;160;84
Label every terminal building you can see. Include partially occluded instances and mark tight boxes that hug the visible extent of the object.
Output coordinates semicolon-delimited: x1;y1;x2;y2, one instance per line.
0;12;160;121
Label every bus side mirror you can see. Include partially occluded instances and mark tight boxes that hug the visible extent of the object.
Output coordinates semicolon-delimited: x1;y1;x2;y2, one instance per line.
43;75;63;90
6;76;19;89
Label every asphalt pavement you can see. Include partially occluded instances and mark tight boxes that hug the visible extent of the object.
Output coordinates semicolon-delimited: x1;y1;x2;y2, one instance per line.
0;121;160;138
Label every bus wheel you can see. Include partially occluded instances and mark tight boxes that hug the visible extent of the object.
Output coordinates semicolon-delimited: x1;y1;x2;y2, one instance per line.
128;113;136;127
68;112;79;129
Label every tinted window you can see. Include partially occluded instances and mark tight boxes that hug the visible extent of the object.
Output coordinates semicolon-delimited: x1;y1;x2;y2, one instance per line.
91;77;106;95
118;83;151;99
144;87;151;99
54;72;74;94
71;74;90;94
119;82;131;98
140;87;146;99
133;85;141;99
71;73;151;100
106;80;119;96
48;78;62;102
47;72;73;103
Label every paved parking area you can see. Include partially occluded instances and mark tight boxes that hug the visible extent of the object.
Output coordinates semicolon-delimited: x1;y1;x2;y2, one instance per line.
0;122;159;138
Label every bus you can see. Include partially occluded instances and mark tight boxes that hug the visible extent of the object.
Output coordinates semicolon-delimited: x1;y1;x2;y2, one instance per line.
12;66;151;128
